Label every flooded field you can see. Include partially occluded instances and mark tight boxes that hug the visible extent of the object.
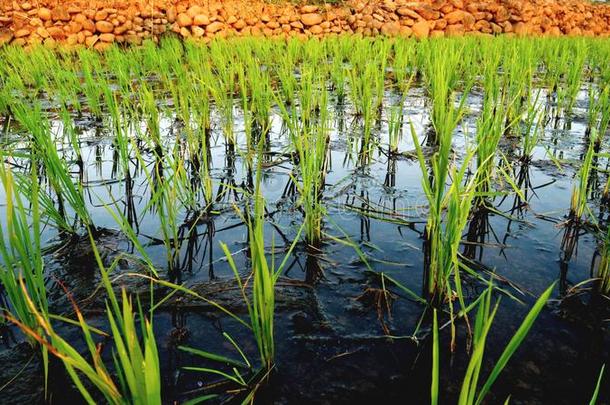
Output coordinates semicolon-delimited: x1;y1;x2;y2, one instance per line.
0;37;608;404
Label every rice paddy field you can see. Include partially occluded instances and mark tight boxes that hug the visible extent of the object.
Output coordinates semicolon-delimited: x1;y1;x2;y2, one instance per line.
0;36;609;404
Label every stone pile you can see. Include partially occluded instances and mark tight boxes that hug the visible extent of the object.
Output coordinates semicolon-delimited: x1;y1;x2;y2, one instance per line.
0;0;609;49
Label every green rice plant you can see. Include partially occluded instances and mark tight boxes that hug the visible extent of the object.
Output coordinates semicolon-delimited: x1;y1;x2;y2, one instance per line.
392;39;416;95
590;364;606;405
431;282;555;404
555;39;588;117
569;136;596;222
411;123;477;333
502;40;537;132
474;46;510;200
220;160;302;370
277;68;330;246
595;226;610;295
12;282;161;405
520;91;545;163
387;103;403;155
0;158;49;390
419;39;471;145
11;101;93;233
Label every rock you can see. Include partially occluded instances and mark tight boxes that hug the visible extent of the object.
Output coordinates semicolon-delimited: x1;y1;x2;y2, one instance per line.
14;28;30;38
444;10;464;24
95;21;114;33
82;19;96;32
51;6;70;22
412;20;430;38
446;23;465;35
192;26;205;37
206;21;224;33
0;31;13;46
94;10;108;21
193;14;210;26
309;24;323;34
233;19;246;30
38;7;52;21
301;13;323;27
397;7;421;20
187;5;204;19
177;13;192;27
85;34;98;47
36;27;49;38
47;26;65;39
395;26;410;37
166;7;176;23
381;21;400;36
99;33;115;42
514;21;530;35
300;5;319;14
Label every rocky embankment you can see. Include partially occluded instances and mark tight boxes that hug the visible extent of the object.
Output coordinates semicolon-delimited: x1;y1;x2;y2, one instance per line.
1;0;609;49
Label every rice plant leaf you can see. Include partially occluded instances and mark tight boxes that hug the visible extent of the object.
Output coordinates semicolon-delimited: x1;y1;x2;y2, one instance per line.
475;282;556;404
589;364;605;405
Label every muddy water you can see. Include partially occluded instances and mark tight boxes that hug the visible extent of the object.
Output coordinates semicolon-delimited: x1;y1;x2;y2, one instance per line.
0;80;608;404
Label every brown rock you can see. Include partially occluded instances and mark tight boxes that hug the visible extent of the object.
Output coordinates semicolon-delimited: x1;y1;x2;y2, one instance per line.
36;27;49;38
99;33;115;42
206;21;224;33
193;14;210;26
95;10;108;21
177;13;192;27
96;21;114;33
233;19;246;29
514;21;530;35
38;7;52;21
397;7;421;20
51;6;70;22
300;5;319;13
301;13;323;27
309;24;323;34
82;19;96;32
192;26;205;37
381;21;400;36
47;26;65;39
412;20;430;38
187;5;204;19
14;28;30;38
167;7;177;23
444;10;464;24
446;23;465;35
0;31;14;46
66;34;78;45
85;34;98;47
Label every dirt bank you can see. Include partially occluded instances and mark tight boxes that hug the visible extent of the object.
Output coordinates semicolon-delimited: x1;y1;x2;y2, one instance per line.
0;0;609;49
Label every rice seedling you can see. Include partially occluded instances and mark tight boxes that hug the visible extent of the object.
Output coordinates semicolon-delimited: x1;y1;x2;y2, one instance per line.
473;45;510;201
569;137;596;222
220;157;302;370
431;281;555;404
502;40;537;132
0;157;49;390
11;101;93;234
11;280;161;405
594;225;610;295
411;121;477;333
277;65;330;246
419;39;472;145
